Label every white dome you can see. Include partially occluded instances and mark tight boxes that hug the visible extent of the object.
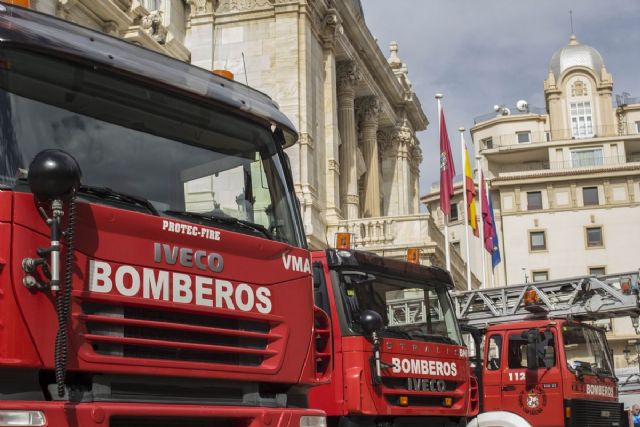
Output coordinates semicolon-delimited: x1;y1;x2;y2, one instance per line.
549;35;604;80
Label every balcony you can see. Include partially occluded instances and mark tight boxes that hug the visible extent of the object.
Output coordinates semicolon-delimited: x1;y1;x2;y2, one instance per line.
479;124;640;151
496;154;640;178
327;214;479;290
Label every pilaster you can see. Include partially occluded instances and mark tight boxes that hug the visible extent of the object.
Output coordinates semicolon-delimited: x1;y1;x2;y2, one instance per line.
337;61;361;219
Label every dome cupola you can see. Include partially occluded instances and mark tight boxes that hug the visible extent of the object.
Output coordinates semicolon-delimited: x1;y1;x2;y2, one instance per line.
549;35;605;80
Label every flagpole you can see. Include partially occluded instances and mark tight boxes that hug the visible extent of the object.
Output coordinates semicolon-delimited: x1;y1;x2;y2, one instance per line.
459;127;472;291
476;155;487;288
486;178;496;288
436;93;451;273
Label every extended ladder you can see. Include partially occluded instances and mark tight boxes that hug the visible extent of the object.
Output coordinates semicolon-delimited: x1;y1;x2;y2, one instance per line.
452;271;640;328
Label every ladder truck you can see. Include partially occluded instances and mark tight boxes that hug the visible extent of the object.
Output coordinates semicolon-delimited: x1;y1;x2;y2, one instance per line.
452;272;640;427
0;2;330;426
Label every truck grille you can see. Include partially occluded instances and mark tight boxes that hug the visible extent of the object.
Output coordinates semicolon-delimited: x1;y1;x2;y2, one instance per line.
566;399;623;427
77;300;283;368
382;377;459;392
381;376;465;408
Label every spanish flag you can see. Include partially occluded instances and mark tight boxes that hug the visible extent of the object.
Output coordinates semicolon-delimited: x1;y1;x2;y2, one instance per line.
464;147;478;236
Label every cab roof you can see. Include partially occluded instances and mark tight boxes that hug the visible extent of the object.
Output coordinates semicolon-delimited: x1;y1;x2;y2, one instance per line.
317;249;455;289
0;3;298;147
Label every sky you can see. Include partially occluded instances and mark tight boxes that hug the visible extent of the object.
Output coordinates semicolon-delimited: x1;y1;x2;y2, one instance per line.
361;0;640;199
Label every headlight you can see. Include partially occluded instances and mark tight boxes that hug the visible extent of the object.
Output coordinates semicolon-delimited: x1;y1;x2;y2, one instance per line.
0;410;46;426
300;416;327;427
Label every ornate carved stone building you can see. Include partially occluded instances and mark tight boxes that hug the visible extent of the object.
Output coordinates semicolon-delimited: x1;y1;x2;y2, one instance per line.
31;0;473;288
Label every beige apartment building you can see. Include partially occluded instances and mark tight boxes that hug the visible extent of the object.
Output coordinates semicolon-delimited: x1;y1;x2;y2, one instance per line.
425;34;640;365
27;0;474;287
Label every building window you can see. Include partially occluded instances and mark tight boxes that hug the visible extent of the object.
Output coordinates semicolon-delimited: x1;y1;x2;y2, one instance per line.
545;132;551;142
532;271;549;282
589;266;606;276
570;101;593;138
529;231;546;251
527;191;542;210
636;121;640;134
482;137;493;149
586;226;603;248
517;131;531;144
450;203;459;221
452;241;461;253
582;187;599;206
570;147;603;168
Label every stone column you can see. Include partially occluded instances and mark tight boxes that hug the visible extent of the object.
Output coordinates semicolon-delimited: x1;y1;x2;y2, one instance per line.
337;61;361;219
356;96;382;217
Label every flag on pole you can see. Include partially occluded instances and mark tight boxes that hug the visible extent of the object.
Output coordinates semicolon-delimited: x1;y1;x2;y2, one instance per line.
488;189;501;269
439;108;456;216
480;171;494;253
463;147;478;236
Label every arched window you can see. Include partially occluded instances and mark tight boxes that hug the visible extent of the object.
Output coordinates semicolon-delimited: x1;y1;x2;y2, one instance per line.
567;77;593;138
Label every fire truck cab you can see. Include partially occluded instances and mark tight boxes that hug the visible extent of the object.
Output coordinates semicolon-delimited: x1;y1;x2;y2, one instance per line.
455;273;640;427
309;249;477;427
0;3;329;426
474;319;620;427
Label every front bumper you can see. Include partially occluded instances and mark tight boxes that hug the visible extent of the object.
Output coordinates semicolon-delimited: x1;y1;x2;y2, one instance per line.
0;401;326;427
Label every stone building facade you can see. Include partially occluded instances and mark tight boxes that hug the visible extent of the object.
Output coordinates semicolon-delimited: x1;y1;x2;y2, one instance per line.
28;0;474;288
424;34;640;365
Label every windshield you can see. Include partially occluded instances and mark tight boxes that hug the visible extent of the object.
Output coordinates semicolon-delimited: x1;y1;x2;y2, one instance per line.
562;324;614;377
339;271;462;345
0;48;303;247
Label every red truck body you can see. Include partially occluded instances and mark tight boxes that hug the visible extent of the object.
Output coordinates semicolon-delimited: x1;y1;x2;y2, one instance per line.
0;3;328;426
309;249;477;427
473;319;622;427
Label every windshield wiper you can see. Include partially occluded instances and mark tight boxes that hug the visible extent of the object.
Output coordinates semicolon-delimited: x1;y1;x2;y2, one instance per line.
163;210;274;240
78;185;159;215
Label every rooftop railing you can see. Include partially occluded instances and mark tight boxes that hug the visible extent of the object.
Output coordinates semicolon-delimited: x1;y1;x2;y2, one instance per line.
473;106;547;124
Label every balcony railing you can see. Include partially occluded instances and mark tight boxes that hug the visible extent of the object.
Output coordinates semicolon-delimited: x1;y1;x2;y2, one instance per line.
327;214;478;290
479;123;640;151
497;154;640;174
329;214;430;248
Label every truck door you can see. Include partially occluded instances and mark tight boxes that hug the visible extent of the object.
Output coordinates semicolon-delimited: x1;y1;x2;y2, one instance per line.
482;332;504;411
502;328;564;427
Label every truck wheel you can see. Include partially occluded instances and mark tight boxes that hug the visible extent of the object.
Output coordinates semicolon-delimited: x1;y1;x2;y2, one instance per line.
467;411;532;427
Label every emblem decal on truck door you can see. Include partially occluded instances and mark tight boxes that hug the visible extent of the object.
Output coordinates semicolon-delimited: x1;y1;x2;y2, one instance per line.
518;385;546;415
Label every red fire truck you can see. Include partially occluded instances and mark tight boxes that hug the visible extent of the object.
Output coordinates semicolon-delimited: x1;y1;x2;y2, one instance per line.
308;246;478;427
0;2;330;426
454;272;640;427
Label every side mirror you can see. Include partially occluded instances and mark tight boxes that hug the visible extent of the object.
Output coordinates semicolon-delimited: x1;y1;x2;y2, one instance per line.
360;310;383;336
526;328;540;371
